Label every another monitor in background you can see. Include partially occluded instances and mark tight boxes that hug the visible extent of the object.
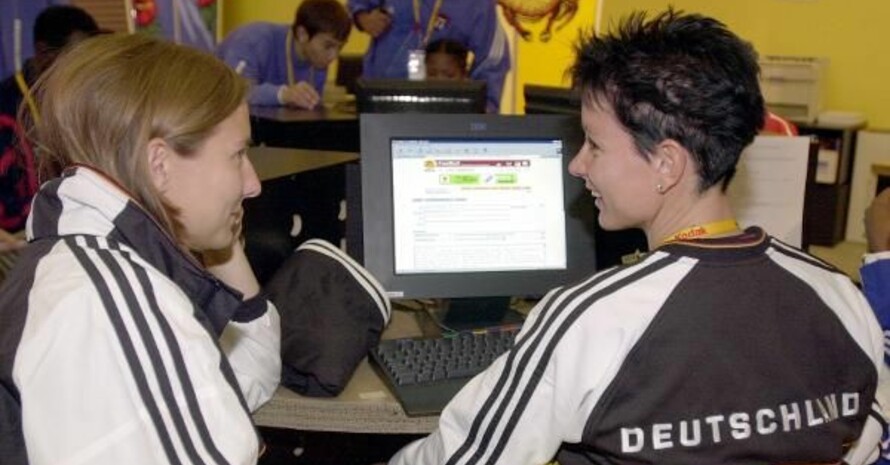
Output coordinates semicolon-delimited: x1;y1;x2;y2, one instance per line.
335;54;364;95
524;84;581;115
356;78;486;114
357;113;597;329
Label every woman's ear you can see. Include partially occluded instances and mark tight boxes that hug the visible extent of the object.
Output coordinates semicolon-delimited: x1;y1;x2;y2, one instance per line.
146;138;171;192
651;139;689;192
295;25;310;44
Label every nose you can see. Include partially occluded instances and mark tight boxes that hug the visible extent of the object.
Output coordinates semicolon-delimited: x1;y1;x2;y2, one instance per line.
568;145;588;178
242;158;262;199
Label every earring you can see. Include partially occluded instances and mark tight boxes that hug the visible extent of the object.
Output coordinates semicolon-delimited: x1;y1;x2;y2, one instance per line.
656;183;664;193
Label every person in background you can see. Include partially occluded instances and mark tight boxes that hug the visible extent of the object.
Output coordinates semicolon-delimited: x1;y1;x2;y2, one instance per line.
0;5;100;119
348;0;510;112
425;38;469;81
864;188;890;341
217;0;351;109
0;33;280;464
388;9;885;465
0;5;100;255
862;187;890;465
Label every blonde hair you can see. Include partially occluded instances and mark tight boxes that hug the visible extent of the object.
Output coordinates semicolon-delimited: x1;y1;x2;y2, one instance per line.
29;33;248;238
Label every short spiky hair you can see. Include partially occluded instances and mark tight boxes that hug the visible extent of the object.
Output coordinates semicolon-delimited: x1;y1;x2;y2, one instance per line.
571;9;764;191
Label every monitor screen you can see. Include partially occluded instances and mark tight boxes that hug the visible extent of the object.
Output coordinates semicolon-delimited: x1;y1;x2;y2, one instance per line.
356;78;487;114
524;84;581;115
359;113;598;300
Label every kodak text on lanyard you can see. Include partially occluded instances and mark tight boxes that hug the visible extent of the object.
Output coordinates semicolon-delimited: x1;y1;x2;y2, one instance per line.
413;0;444;47
661;219;740;245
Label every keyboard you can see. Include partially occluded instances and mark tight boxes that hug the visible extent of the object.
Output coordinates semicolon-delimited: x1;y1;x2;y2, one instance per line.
371;326;519;416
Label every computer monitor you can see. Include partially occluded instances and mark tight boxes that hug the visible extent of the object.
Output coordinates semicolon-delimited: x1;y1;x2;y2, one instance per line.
355;78;487;114
524;84;581;115
335;54;364;95
357;113;598;327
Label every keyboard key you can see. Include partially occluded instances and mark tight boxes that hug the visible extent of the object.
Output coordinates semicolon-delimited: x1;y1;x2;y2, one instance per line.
371;326;520;416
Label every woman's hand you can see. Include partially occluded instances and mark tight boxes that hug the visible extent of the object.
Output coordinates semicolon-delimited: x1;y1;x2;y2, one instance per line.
201;208;260;299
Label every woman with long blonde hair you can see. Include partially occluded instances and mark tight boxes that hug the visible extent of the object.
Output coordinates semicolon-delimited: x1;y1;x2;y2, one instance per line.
0;33;280;465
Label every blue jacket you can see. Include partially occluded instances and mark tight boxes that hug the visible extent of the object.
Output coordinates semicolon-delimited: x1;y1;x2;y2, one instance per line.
860;257;890;465
862;257;890;365
216;22;328;107
347;0;510;111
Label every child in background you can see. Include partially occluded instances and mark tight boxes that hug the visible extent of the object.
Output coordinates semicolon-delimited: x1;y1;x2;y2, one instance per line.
425;38;469;81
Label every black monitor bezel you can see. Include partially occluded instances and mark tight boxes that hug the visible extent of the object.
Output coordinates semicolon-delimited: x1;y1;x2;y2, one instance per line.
355;78;487;114
524;84;582;116
359;113;598;299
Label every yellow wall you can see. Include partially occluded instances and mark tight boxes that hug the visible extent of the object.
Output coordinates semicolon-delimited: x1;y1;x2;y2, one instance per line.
222;1;890;124
220;0;370;54
600;0;890;129
504;1;598;114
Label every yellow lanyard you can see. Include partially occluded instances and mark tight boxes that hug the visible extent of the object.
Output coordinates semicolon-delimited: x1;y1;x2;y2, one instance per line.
285;29;314;88
14;72;39;122
661;219;740;245
413;0;444;47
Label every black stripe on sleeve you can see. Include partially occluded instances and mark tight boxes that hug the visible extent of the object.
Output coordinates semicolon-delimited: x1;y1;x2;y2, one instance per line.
66;236;185;465
769;240;842;275
871;404;888;432
444;265;623;465
484;257;678;464
107;240;238;465
88;236;218;465
450;255;679;465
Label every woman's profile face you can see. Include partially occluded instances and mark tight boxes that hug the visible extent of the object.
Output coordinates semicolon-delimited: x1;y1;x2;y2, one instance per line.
425;52;467;80
160;104;260;251
568;99;660;231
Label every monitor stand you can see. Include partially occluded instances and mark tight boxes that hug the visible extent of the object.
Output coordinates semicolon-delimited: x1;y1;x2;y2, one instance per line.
426;296;525;333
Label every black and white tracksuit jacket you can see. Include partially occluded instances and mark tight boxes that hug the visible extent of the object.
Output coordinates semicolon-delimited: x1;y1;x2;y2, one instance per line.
392;228;886;465
0;167;280;465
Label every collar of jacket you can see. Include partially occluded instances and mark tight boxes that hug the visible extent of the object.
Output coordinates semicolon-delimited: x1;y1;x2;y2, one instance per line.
26;165;245;336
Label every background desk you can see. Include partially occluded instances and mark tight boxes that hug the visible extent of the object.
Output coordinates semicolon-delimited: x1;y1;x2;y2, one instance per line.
250;105;359;152
253;310;438;435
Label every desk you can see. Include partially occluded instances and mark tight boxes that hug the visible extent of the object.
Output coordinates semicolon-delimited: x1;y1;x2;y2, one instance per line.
248;145;357;182
808;240;867;283
253;310;439;435
250;105;359;152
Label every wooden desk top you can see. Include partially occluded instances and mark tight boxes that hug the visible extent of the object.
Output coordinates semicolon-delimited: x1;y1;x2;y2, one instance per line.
248;146;358;182
252;310;439;434
250;104;357;123
808;240;866;283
